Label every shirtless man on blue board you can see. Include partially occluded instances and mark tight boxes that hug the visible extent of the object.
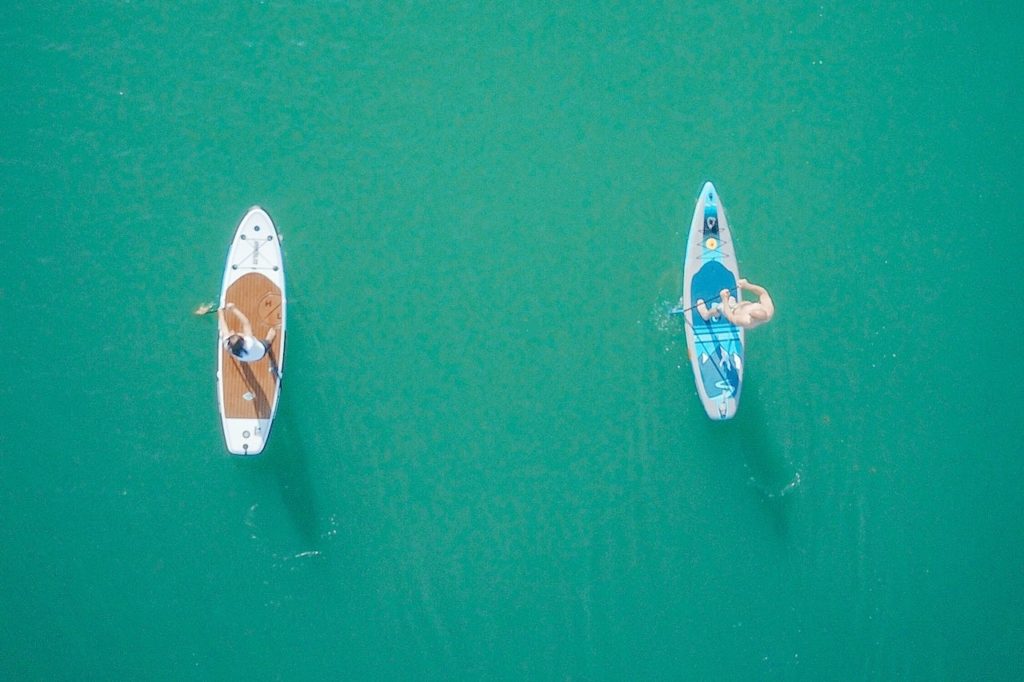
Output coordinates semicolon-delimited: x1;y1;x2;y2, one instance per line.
695;278;775;330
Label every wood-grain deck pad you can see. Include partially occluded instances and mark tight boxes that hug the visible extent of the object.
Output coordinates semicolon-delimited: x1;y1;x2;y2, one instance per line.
222;272;283;419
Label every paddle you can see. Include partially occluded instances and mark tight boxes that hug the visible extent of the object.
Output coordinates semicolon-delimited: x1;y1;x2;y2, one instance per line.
193;302;218;316
668;285;740;316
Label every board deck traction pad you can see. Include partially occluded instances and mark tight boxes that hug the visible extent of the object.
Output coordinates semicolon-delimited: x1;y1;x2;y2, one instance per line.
218;207;285;455
684;183;744;419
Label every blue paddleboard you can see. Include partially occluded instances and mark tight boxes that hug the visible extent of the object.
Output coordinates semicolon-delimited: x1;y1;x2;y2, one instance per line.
681;182;744;419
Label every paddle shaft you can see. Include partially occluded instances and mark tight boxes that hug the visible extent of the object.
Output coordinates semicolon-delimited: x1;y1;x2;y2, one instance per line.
670;285;740;315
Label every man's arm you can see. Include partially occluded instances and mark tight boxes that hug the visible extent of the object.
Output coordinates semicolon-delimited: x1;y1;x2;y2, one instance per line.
759;290;774;317
738;278;766;296
226;304;254;337
217;308;230;338
739;279;775;318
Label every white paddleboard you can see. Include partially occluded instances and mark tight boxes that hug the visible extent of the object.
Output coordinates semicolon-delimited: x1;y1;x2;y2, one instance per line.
216;206;286;455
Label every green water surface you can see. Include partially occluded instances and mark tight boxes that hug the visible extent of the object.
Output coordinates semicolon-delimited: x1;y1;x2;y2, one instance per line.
2;2;1022;679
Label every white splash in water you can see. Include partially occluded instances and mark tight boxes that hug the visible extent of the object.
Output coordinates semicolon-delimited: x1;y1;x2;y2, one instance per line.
748;471;803;499
778;471;802;497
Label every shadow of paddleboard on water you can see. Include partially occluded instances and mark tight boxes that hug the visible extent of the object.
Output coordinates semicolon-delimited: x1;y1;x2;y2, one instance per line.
695;376;802;540
733;380;802;539
238;391;320;548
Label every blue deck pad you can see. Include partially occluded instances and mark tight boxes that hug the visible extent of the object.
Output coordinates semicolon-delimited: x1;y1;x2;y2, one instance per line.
690;260;743;400
698;343;740;401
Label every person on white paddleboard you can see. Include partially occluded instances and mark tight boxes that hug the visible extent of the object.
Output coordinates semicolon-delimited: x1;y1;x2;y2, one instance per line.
218;303;277;362
694;278;775;329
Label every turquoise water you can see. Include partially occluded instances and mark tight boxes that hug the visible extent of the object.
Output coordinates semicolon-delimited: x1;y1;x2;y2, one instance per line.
2;2;1022;679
